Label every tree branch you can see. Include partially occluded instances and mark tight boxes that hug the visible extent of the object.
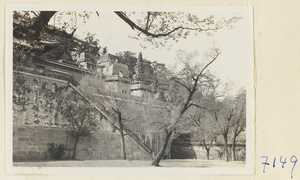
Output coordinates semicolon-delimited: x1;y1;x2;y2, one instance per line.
172;77;191;93
187;103;209;110
31;11;39;17
115;11;216;38
198;51;221;80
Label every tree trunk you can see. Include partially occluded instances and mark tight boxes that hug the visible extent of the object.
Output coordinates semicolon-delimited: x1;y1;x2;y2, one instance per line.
151;130;173;166
206;150;210;160
31;11;56;39
203;141;210;160
72;135;79;159
120;132;126;160
223;134;229;162
117;111;126;159
232;135;237;161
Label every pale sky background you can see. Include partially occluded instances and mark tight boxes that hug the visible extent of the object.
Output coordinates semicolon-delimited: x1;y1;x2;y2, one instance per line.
48;7;252;95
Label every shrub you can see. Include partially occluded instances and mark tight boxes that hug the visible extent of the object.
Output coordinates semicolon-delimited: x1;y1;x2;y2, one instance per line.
48;144;65;160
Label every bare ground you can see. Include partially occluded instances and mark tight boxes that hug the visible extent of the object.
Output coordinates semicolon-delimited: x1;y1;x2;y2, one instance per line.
13;159;245;168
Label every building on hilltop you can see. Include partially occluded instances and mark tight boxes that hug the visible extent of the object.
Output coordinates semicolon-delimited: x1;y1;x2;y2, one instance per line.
97;52;167;100
131;52;155;98
14;29;167;100
97;53;131;95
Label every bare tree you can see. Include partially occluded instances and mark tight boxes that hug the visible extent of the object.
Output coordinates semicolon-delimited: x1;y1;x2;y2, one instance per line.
189;111;217;160
183;73;228;160
231;89;246;161
150;48;221;166
213;101;233;162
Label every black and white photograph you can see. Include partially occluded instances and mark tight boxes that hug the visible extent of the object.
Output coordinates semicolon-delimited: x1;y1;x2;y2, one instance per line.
6;5;253;174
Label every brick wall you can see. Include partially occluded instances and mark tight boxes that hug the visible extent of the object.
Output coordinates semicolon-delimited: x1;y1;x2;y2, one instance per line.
13;126;73;161
13;125;151;161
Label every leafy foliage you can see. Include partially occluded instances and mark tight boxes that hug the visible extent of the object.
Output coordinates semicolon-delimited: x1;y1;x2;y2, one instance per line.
13;11;101;69
60;90;99;139
59;89;99;159
14;11;242;49
122;11;242;47
115;51;138;78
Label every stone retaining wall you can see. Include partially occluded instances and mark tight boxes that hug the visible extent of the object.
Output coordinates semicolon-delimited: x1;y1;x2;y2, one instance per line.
13;125;151;161
171;144;246;161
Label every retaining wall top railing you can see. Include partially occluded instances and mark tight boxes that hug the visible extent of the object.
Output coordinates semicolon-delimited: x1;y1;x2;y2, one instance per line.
14;64;79;86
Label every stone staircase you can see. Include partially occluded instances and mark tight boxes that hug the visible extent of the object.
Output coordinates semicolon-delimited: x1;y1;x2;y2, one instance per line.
69;83;153;158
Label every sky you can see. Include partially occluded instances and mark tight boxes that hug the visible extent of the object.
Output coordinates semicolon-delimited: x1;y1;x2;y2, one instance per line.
48;7;253;95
